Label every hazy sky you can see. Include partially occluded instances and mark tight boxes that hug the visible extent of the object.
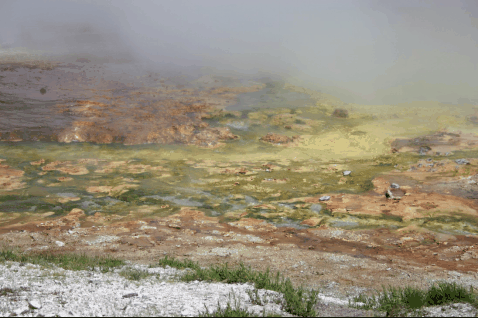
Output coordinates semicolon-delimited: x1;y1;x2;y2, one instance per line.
1;0;477;104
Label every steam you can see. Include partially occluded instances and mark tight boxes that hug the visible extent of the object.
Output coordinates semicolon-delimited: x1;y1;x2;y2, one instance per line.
1;0;477;105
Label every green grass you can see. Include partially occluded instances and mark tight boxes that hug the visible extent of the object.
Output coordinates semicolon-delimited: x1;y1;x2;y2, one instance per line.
156;255;201;270
355;282;478;316
199;291;283;317
0;249;124;273
156;256;318;317
119;268;155;281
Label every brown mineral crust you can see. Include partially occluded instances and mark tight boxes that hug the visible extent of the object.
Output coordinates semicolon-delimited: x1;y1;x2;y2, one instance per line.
57;196;81;203
1;206;478;298
300;174;478;221
1;131;23;142
391;130;478;154
57;177;73;182
300;217;323;227
332;108;349;118
30;159;46;166
85;184;139;196
57;121;116;144
41;161;89;175
0;161;26;190
191;127;238;148
0;60;59;71
393;158;478;183
259;133;300;146
54;98;240;146
0;58;263;145
321;191;477;221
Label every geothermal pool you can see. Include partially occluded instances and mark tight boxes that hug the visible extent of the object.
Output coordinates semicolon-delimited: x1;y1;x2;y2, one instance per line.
1;52;478;235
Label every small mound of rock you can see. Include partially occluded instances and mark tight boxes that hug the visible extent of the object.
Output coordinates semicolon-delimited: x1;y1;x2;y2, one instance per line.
259;133;299;145
386;188;405;200
332;108;349;118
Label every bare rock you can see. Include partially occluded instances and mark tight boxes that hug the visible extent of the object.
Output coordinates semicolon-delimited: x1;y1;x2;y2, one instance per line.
332;108;348;118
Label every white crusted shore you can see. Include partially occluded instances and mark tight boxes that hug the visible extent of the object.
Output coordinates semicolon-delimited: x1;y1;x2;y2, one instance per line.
0;261;355;317
1;261;477;317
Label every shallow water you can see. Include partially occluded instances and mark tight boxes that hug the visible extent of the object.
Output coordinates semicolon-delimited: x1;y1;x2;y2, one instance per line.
1;57;478;234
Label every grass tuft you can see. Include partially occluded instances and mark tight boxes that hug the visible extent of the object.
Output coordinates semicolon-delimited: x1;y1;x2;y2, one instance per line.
199;292;282;317
0;249;124;273
355;282;478;316
119;268;154;281
156;256;318;317
156;255;200;270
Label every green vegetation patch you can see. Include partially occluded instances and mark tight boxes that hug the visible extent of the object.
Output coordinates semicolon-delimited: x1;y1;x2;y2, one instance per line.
0;249;124;273
119;268;156;281
156;256;318;317
200;295;283;317
419;212;478;235
355;282;478;316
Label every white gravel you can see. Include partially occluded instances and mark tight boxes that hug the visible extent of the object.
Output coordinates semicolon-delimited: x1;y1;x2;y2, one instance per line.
1;261;477;317
0;261;323;317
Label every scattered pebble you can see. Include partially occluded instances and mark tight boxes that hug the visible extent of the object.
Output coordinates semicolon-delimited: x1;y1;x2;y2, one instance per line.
28;300;42;309
455;159;470;165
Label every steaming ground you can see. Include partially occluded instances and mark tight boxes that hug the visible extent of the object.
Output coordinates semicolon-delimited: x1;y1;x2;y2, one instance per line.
2;44;478;316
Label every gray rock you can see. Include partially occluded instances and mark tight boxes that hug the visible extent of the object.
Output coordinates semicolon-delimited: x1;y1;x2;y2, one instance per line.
343;171;352;176
13;306;30;316
28;300;42;309
386;189;404;200
80;201;101;209
245;196;259;206
419;146;431;155
226;121;249;131
319;196;331;201
420;302;478;317
455;159;470;165
310;204;322;213
390;183;400;189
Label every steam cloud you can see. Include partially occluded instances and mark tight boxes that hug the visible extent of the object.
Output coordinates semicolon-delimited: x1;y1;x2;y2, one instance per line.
1;0;477;105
